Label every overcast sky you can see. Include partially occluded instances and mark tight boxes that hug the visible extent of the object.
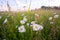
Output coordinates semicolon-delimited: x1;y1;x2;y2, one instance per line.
0;0;60;11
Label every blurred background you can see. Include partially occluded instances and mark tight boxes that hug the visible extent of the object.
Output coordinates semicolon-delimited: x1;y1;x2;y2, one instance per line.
0;0;60;11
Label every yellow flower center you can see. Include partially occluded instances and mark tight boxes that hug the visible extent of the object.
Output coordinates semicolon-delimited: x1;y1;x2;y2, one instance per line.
35;26;38;29
20;28;23;30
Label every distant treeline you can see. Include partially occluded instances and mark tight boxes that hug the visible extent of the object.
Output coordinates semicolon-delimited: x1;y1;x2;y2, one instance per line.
41;6;60;10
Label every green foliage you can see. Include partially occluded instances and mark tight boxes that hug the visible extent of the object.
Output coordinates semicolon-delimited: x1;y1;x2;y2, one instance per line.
0;10;60;40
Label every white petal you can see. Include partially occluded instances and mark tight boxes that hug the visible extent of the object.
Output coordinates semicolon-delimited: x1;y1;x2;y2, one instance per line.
48;17;52;20
3;18;7;24
27;23;29;26
54;14;59;18
35;14;39;17
31;21;36;25
0;16;2;19
20;20;25;24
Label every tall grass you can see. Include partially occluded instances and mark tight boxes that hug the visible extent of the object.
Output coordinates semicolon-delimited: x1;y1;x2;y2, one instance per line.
0;10;60;40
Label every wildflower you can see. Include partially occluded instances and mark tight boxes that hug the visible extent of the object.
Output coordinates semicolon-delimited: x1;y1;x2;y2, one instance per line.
50;22;54;24
31;21;36;25
20;20;25;24
32;24;43;31
3;18;7;24
48;17;52;20
54;14;59;18
0;16;2;19
35;14;39;17
27;23;29;26
18;25;26;32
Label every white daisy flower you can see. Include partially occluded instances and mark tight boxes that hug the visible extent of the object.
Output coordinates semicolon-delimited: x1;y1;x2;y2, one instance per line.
32;24;43;31
18;25;26;32
50;22;54;24
54;14;59;18
0;16;2;19
31;21;36;25
3;18;7;24
20;20;25;24
48;17;52;20
35;14;39;17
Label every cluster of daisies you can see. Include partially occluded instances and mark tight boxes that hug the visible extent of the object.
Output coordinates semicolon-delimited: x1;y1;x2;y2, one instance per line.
18;14;43;32
18;20;43;32
0;13;43;33
48;13;59;24
0;12;59;33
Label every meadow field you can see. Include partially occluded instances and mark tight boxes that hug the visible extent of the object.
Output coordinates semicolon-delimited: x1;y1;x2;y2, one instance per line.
0;9;60;40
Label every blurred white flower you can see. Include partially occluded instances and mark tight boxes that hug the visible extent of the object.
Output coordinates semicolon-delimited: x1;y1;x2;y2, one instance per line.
35;14;39;17
50;22;54;24
20;20;25;24
32;24;43;31
31;21;36;25
3;18;7;24
23;16;27;22
48;17;52;20
54;14;59;18
18;25;26;32
27;23;29;26
0;16;2;19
